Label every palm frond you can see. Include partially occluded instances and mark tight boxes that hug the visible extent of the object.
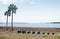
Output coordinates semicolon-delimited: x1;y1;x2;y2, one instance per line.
4;10;11;16
8;4;17;13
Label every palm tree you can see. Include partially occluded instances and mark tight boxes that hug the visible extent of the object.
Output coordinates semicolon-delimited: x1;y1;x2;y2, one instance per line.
8;4;17;31
4;9;11;30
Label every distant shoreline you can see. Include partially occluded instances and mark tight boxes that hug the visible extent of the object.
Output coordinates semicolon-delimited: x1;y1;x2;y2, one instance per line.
0;22;60;24
50;22;60;24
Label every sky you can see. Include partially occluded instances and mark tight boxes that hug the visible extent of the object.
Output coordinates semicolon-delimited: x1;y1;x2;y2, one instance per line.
0;0;60;23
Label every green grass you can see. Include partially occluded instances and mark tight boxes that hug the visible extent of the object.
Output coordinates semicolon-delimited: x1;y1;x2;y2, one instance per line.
0;36;7;39
56;36;60;39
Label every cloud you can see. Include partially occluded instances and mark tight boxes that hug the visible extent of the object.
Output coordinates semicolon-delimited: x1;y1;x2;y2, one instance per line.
0;0;25;4
0;0;9;4
29;2;35;5
0;0;35;6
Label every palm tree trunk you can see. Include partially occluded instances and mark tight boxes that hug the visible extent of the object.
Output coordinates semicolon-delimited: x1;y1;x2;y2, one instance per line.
6;15;8;30
11;11;13;31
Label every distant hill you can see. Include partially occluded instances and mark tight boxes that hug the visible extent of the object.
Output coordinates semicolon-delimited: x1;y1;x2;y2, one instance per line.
50;22;60;24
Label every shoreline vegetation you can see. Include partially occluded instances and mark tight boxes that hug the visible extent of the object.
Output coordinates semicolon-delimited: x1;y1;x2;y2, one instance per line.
0;27;60;32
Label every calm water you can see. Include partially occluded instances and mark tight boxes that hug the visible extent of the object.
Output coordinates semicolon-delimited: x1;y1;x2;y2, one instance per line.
0;22;60;28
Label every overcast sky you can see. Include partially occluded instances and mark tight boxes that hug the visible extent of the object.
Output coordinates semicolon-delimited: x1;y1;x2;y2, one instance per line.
0;0;60;23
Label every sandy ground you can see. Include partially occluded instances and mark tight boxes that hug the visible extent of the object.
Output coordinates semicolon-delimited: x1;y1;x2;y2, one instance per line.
0;27;60;39
0;30;60;39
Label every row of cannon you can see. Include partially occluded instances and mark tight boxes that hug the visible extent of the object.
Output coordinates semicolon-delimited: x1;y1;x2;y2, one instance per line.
17;30;55;35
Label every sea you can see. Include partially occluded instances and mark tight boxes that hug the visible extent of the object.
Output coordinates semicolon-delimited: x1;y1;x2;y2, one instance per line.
0;22;60;28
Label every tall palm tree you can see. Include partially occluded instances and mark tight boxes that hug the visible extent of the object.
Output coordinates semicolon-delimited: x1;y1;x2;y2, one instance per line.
4;10;11;30
8;4;17;31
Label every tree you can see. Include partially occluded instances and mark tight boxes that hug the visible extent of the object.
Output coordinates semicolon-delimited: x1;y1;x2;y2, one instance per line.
8;4;17;31
4;9;11;30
